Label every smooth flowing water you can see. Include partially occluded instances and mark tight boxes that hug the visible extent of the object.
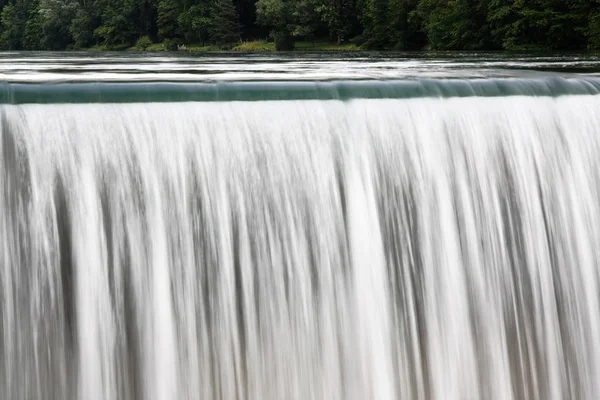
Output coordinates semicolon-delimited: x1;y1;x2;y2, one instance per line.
2;53;600;400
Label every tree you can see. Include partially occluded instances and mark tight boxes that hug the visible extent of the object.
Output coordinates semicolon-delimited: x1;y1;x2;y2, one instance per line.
1;0;599;50
94;0;149;47
487;0;516;49
410;0;450;49
157;0;180;39
256;0;322;49
487;0;591;50
590;9;600;49
256;0;292;48
39;0;79;49
387;0;424;49
178;1;210;44
292;0;321;41
209;0;239;44
23;0;43;48
0;0;34;49
237;0;263;38
0;4;20;49
313;0;357;43
410;0;490;50
70;7;97;48
360;0;391;48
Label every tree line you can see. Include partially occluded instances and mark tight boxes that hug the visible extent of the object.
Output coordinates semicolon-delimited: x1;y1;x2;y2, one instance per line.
0;0;599;50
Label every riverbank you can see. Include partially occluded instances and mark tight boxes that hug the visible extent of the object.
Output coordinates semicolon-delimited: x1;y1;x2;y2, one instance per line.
88;40;361;52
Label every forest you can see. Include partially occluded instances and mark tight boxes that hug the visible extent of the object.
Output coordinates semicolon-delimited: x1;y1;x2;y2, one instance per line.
0;0;599;51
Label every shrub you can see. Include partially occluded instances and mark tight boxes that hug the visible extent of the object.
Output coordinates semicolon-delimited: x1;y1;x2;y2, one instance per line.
163;38;179;51
136;36;152;50
273;31;294;51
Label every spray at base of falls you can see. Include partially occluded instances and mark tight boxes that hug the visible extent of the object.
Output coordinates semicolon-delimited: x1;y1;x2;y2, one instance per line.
2;95;600;399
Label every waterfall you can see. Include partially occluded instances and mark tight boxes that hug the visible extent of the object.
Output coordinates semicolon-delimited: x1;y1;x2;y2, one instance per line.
2;87;600;399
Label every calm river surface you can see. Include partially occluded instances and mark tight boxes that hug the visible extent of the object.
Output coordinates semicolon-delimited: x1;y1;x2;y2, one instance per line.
1;51;600;82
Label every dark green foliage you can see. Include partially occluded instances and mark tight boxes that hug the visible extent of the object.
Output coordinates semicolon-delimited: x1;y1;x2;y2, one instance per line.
178;2;210;43
136;34;151;48
487;0;595;50
23;1;43;49
0;4;19;49
591;9;600;49
162;36;178;49
1;0;599;50
362;0;391;49
411;0;489;50
0;1;28;49
256;0;328;49
157;0;180;39
359;0;425;49
69;8;96;48
209;0;240;44
387;0;422;49
315;0;359;43
274;29;293;49
93;0;151;47
237;0;263;38
255;0;290;45
292;0;321;40
40;0;80;50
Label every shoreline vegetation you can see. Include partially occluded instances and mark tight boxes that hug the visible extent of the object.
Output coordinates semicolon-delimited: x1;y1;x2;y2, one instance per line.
89;39;361;52
0;0;599;52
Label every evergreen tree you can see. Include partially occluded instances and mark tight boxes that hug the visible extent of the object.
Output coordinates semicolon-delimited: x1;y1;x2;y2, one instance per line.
209;0;240;44
157;0;180;39
23;0;43;48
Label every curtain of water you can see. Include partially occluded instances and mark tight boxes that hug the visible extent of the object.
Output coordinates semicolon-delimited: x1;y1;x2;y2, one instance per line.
2;96;600;400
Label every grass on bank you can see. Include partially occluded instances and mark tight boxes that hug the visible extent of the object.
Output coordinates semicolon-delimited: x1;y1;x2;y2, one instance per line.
294;41;360;51
88;43;131;51
140;42;221;51
124;39;361;52
232;40;360;51
232;40;275;51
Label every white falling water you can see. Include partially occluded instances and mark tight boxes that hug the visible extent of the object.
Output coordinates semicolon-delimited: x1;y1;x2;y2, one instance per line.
2;95;600;399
